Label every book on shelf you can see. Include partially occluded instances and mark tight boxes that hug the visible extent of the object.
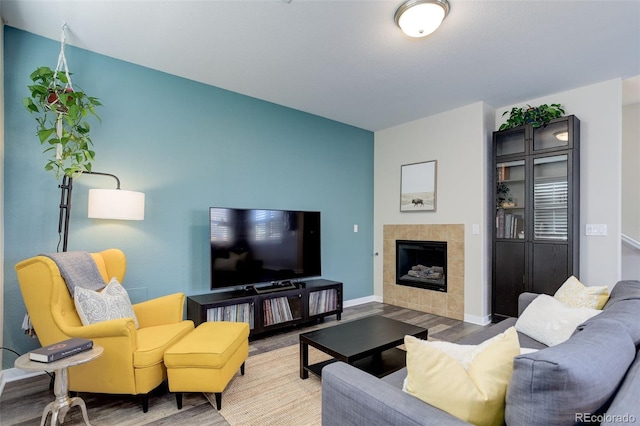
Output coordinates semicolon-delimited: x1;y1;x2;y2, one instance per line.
496;210;524;239
29;338;93;363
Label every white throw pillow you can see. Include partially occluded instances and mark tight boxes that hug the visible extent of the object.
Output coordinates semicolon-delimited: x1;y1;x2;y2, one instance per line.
515;294;600;346
74;277;139;328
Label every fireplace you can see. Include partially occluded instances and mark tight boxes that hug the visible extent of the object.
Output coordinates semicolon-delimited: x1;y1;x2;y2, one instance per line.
396;240;447;292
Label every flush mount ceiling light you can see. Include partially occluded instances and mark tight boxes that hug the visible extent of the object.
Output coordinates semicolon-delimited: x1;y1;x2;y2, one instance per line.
394;0;450;38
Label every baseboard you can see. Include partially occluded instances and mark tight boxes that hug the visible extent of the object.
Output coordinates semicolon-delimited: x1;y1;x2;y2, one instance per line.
464;313;492;326
344;295;381;308
0;367;46;398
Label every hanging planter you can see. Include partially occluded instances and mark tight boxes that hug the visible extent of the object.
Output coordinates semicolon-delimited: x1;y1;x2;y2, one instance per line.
23;24;102;178
499;103;565;131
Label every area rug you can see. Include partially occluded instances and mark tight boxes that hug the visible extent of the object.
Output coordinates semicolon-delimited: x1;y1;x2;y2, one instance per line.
205;345;332;426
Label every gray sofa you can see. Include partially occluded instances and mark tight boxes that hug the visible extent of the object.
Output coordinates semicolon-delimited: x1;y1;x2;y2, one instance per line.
322;280;640;425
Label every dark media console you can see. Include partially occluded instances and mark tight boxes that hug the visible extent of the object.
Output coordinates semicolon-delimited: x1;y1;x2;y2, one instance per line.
187;279;343;337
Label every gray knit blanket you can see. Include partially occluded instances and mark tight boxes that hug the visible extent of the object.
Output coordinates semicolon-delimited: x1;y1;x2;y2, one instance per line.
42;251;107;297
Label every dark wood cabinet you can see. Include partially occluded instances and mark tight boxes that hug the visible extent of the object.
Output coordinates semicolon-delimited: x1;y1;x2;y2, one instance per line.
492;116;580;320
493;242;526;317
187;279;343;337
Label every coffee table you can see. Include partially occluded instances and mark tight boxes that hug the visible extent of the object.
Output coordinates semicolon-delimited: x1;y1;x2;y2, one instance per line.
299;315;427;379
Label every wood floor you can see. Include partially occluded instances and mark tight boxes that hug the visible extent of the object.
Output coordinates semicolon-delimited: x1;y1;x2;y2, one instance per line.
0;302;487;425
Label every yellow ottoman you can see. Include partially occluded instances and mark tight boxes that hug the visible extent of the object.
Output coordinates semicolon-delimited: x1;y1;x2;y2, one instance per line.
164;321;250;410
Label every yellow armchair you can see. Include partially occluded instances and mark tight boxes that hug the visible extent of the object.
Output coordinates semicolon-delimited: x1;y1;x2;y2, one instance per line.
15;248;195;412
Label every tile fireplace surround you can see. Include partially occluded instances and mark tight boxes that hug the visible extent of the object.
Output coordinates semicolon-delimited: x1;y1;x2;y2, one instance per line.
383;224;464;320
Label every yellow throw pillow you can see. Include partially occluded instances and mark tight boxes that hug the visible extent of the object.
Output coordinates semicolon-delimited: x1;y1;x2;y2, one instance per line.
554;276;609;309
404;327;520;426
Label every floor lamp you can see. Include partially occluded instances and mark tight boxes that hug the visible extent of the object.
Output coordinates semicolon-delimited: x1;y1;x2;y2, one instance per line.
58;171;145;252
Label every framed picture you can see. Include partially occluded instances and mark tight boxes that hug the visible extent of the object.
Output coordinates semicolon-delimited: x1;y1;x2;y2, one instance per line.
400;160;437;212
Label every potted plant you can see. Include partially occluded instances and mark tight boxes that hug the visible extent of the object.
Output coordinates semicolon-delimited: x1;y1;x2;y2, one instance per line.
499;103;565;131
23;66;102;178
496;182;514;208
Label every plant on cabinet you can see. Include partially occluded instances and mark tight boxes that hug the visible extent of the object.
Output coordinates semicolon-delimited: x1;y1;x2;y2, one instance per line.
499;103;565;131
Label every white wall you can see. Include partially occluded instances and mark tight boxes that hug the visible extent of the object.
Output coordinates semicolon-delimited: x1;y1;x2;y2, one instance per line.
0;16;5;367
621;101;640;280
374;79;625;323
374;102;493;324
495;79;623;288
622;102;640;242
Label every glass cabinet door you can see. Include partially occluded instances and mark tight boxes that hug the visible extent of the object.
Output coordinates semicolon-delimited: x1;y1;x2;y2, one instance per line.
495;129;526;156
496;160;525;239
533;120;570;151
533;155;568;240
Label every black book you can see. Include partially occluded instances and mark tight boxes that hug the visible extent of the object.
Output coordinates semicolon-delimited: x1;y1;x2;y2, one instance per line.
29;338;93;363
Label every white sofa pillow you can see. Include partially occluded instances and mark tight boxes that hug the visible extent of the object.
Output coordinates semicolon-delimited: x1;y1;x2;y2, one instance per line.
515;294;600;346
74;277;139;328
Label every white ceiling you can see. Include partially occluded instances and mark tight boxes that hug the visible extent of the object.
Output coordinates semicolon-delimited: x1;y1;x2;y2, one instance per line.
2;0;639;131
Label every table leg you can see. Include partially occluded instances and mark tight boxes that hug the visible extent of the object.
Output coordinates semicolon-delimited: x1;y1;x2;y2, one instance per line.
39;401;55;426
40;367;93;426
69;396;93;425
300;341;309;379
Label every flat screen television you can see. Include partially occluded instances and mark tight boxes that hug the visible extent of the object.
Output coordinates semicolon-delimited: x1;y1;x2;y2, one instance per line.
210;207;321;289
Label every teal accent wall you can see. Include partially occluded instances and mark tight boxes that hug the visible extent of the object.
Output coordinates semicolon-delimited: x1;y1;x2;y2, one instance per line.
3;27;374;368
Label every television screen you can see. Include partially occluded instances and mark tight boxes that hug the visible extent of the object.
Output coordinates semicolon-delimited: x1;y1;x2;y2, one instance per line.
210;207;321;289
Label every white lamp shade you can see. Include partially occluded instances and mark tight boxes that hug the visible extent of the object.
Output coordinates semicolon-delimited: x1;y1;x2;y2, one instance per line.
396;0;448;38
88;189;145;220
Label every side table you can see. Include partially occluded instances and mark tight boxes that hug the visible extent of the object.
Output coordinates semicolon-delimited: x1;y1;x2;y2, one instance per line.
14;345;104;426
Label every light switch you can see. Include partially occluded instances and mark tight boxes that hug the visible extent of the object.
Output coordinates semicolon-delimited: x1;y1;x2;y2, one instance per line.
353;224;358;233
585;224;608;236
472;224;480;235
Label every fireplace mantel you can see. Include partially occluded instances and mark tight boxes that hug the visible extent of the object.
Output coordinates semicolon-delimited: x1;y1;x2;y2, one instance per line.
383;224;464;320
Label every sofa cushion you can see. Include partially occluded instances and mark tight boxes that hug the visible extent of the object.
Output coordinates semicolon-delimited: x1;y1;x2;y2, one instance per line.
603;280;640;308
383;367;408;389
553;275;609;309
514;294;600;346
457;317;547;350
602;349;640;425
580;299;640;345
505;318;636;426
404;327;520;426
323;362;471;426
133;321;195;368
